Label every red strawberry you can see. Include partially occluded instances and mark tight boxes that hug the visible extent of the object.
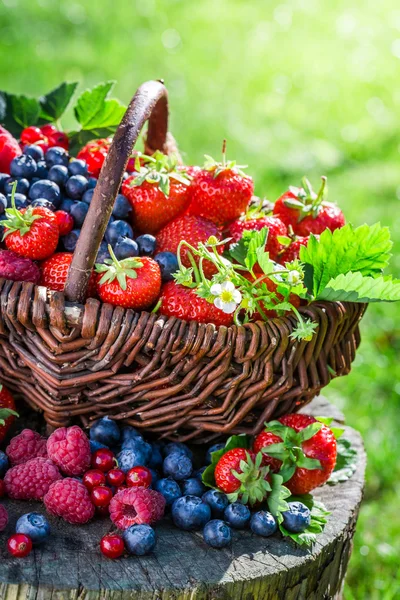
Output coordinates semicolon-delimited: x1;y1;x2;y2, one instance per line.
77;138;111;177
253;414;337;495
122;152;192;234
187;145;254;226
156;214;223;278
214;447;270;505
159;281;234;327
54;210;74;236
96;248;161;310
273;176;345;236
40;252;97;298
228;215;288;261
0;127;22;174
3;202;59;261
0;384;17;444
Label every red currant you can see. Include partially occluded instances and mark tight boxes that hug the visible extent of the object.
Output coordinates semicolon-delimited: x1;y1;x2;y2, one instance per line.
107;469;125;487
40;124;58;136
55;210;74;236
126;466;152;489
0;478;5;497
91;486;113;508
83;469;106;491
7;534;33;558
20;126;45;145
100;534;124;559
91;448;116;473
49;131;69;150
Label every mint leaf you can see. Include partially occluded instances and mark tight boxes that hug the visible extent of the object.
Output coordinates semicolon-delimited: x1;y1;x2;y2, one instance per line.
279;494;330;546
0;92;41;136
39;81;78;123
74;81;126;130
317;272;400;303
328;438;358;485
300;223;393;296
202;434;250;489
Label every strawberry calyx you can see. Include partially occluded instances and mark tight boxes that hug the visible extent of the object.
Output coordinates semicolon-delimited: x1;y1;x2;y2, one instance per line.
227;451;271;505
203;139;248;179
1;184;42;239
0;385;18;426
129;151;191;197
284;176;328;222
261;420;323;483
95;245;143;291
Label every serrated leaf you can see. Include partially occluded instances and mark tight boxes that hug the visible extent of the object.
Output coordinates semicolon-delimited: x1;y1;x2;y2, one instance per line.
202;434;250;489
74;81;126;131
39;81;78;123
317;272;400;303
328;438;358;485
0;92;41;136
245;228;268;271
267;474;291;520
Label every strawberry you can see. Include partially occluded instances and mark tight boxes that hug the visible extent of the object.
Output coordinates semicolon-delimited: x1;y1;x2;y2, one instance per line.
273;176;345;236
0;127;22;174
0;384;17;444
159;281;234;327
214;448;270;505
55;210;74;236
40;253;97;298
187;144;254;226
253;414;337;495
228;215;288;261
156;214;223;278
96;247;161;310
277;235;310;264
77;138;111;177
122;152;191;235
3;198;59;261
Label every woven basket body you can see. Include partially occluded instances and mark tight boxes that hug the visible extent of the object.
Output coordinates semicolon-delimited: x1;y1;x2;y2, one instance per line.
0;82;367;442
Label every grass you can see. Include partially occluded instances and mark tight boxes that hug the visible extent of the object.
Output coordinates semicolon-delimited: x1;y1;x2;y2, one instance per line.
1;0;400;596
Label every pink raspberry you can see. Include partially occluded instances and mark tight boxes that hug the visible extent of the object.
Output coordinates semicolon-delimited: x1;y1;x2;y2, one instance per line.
109;487;166;530
44;478;95;524
6;429;48;465
0;250;41;284
0;504;8;532
4;457;62;500
47;425;91;476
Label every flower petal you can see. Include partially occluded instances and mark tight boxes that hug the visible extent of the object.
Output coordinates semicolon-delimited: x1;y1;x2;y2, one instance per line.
210;283;222;296
221;301;237;314
214;297;224;310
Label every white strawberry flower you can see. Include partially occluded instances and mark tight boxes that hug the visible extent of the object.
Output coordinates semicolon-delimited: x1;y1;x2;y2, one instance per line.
210;281;242;314
287;270;301;284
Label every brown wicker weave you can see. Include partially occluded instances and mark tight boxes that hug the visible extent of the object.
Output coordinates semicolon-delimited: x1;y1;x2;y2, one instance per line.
0;81;367;442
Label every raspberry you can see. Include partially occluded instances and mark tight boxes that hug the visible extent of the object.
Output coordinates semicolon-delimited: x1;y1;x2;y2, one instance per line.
47;425;91;476
0;504;8;531
109;487;166;530
0;250;41;284
4;458;61;500
6;429;48;466
0;127;22;173
44;478;95;524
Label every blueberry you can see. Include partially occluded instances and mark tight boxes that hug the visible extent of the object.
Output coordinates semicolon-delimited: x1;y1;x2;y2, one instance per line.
23;144;44;162
7;193;28;209
29;179;60;205
123;524;156;556
203;519;232;548
155;478;182;506
36;161;48;179
59;197;74;213
148;444;163;469
163;453;192;480
65;175;88;199
82;188;95;204
4;177;30;196
154;252;178;282
206;443;225;464
250;511;277;537
95;241;111;264
122;437;152;463
117;446;151;473
202;490;229;517
224;502;251;529
62;229;80;252
164;442;193;460
194;466;207;479
10;155;37;179
68;158;88;176
90;439;109;453
87;177;97;189
281;501;311;533
90;416;120;446
112;194;132;219
136;234;156;256
0;450;9;477
0;215;7;237
0;193;6;215
121;425;143;443
114;237;139;260
48;165;69;187
45;146;69;168
70;201;89;227
172;495;211;531
0;173;9;193
105;220;134;246
181;478;206;497
30;198;55;211
16;513;50;544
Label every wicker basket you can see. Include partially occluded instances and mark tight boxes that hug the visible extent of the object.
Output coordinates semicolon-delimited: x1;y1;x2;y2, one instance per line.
0;81;367;442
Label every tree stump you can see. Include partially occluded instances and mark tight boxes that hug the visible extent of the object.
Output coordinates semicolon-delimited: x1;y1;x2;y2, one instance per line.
0;397;365;600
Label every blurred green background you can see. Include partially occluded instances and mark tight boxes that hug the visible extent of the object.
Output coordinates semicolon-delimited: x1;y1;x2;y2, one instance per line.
0;0;399;596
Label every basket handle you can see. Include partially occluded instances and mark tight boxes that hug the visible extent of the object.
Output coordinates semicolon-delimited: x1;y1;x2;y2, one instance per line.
65;80;169;303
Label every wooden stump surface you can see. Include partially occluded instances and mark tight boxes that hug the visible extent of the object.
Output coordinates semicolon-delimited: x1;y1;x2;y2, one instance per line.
0;397;366;600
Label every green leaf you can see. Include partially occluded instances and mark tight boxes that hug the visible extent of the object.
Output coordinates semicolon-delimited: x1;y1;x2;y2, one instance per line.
202;434;250;489
300;223;393;296
0;407;19;426
245;228;268;271
328;438;358;485
74;81;126;129
0;92;41;136
39;81;78;123
279;494;330;546
317;272;400;303
315;416;344;439
267;474;291;521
